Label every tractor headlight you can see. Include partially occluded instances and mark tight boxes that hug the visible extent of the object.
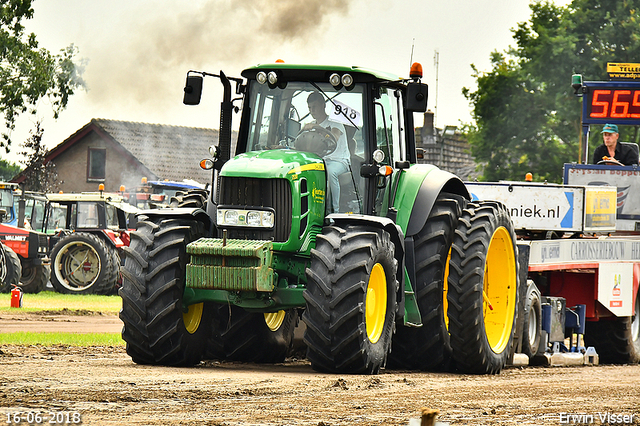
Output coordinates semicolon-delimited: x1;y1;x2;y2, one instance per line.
246;211;261;226
217;208;275;229
224;210;238;225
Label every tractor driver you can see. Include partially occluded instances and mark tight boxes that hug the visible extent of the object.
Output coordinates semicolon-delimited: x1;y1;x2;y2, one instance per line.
592;123;639;165
304;92;351;213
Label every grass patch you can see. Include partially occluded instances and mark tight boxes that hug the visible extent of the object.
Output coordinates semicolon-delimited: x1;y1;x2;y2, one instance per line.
0;291;121;313
0;332;124;346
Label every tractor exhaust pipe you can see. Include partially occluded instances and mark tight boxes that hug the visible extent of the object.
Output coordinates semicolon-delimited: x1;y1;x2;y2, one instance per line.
218;71;232;167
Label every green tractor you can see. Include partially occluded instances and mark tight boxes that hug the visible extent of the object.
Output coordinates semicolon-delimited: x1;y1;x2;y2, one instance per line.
120;62;520;374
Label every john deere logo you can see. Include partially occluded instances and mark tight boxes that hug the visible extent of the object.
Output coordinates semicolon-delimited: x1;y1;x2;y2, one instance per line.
313;187;325;201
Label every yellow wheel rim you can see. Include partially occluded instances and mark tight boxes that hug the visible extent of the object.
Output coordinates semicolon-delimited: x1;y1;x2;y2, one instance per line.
483;226;517;354
264;310;286;332
366;263;387;344
183;303;204;335
444;247;452;331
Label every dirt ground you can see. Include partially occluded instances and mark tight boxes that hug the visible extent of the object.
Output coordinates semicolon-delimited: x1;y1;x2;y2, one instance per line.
1;310;639;426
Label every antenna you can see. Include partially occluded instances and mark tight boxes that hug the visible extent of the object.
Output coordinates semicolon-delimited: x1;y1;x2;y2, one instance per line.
409;38;415;68
434;49;439;127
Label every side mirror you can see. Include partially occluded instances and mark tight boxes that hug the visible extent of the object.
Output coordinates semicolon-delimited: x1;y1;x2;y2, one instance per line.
406;82;428;112
183;75;203;105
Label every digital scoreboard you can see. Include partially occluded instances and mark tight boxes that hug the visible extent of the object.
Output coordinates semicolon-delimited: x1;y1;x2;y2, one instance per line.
583;81;640;124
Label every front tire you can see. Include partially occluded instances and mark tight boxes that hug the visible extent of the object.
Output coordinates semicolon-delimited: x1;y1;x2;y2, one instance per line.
447;201;519;374
119;215;210;366
303;225;398;374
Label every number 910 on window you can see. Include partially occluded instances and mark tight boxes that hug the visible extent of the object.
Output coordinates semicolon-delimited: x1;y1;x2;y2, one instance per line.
588;89;640;120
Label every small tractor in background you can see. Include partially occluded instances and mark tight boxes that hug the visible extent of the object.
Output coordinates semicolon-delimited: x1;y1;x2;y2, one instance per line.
120;62;521;374
120;177;207;210
45;189;133;295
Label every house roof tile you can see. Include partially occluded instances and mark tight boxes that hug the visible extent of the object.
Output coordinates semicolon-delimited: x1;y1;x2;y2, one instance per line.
93;119;219;184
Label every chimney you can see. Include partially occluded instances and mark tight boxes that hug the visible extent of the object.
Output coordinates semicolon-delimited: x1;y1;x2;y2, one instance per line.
422;110;436;144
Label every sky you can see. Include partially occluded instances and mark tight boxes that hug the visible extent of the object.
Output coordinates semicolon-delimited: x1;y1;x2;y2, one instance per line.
3;0;571;165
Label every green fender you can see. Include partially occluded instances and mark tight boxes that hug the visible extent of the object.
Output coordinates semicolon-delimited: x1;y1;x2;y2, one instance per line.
393;164;469;237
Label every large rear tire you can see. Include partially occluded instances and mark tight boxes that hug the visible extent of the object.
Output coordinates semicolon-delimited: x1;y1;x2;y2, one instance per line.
584;289;640;364
170;189;208;209
119;215;210;366
206;306;298;363
447;201;519;374
303;225;398;374
388;193;465;371
0;245;22;293
50;232;118;295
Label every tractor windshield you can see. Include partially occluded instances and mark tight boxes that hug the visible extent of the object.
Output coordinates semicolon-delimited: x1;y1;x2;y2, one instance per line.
245;81;365;158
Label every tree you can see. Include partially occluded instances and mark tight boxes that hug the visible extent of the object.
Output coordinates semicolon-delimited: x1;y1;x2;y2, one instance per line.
464;0;640;182
0;0;84;150
0;158;21;181
19;121;57;192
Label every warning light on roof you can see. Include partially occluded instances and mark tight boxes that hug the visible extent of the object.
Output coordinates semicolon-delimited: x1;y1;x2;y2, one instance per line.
141;177;148;184
525;172;533;182
120;185;125;192
410;62;423;79
275;59;285;63
98;183;105;191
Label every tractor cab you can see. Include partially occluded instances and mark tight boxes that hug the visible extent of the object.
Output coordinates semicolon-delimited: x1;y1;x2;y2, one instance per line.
187;63;428;220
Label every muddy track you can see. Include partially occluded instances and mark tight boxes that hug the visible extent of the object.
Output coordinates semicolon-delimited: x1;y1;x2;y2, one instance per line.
0;313;639;425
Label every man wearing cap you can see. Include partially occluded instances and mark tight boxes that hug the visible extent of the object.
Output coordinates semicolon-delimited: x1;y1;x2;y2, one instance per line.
303;92;351;213
592;124;639;166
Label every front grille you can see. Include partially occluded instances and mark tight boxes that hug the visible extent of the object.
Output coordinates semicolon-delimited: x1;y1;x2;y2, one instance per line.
38;234;48;255
218;177;292;242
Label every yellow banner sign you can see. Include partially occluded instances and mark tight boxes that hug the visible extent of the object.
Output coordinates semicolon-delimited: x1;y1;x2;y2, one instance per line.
607;62;640;80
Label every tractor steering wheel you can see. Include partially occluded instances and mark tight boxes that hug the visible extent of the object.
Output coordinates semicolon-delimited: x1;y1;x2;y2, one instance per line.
597;158;625;166
294;125;338;157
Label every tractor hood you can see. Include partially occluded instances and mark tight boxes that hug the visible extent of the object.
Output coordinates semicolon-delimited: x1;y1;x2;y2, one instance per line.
220;149;325;179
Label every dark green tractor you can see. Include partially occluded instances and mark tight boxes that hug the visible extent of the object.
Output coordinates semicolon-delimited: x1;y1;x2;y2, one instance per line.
120;62;520;374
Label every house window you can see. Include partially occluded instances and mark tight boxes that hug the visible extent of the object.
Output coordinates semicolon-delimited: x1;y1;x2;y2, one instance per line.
87;148;106;181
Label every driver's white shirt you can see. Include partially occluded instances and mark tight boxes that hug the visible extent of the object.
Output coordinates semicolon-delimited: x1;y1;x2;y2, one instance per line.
317;117;350;165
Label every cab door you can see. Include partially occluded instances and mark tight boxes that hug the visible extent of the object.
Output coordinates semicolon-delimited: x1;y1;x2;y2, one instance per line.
371;86;406;216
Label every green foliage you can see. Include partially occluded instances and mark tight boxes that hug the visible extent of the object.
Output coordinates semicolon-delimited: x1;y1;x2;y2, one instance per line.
464;0;640;182
0;0;84;150
0;157;21;181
